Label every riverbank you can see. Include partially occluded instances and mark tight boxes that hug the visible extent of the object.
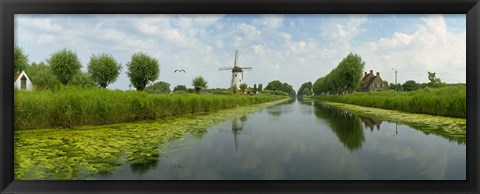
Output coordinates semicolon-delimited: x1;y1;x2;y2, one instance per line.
14;87;287;130
14;98;291;180
314;100;465;144
309;86;466;118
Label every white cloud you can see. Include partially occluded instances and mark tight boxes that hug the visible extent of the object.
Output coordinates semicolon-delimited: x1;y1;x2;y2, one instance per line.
16;17;63;32
321;15;368;41
252;15;284;30
359;15;466;84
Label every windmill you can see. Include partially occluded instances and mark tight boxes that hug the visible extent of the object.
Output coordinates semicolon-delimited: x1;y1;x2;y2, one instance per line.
219;50;252;88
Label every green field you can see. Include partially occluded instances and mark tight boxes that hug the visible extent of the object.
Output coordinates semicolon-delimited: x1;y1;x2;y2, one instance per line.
309;86;466;118
14;87;287;130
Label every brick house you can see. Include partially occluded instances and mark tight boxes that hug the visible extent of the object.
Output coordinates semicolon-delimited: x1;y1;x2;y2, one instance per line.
359;70;388;92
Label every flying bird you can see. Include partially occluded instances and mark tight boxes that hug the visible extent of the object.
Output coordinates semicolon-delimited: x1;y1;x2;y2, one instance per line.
174;69;186;73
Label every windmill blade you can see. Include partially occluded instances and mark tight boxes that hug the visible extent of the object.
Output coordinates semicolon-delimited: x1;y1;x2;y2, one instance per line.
234;50;238;67
240;67;252;71
219;67;233;71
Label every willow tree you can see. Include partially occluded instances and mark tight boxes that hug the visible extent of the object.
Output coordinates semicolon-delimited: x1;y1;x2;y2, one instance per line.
14;46;29;73
88;53;122;88
127;53;159;91
48;49;82;85
192;76;208;93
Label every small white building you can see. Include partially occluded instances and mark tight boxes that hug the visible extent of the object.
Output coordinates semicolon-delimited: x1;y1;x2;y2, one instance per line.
14;70;33;91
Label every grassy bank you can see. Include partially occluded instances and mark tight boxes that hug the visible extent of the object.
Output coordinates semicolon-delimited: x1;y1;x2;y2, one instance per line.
15;87;287;130
15;98;290;180
309;86;466;118
316;101;466;144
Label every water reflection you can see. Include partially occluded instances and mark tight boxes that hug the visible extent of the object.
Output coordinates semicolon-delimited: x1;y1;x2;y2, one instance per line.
130;157;159;174
358;116;382;131
232;116;247;151
267;98;296;117
313;102;365;151
129;147;161;174
88;97;465;180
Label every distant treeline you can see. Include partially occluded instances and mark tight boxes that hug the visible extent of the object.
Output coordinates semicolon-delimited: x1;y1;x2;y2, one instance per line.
312;53;365;95
309;86;466;118
14;87;286;130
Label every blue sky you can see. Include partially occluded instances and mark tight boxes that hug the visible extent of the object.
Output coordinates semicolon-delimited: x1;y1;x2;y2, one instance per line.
15;14;466;91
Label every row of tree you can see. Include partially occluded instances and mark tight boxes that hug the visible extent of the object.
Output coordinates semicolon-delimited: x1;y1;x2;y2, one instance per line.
297;82;313;96
17;47;298;96
264;80;296;96
313;53;365;95
388;72;449;92
16;47;157;90
144;76;208;94
15;47;215;93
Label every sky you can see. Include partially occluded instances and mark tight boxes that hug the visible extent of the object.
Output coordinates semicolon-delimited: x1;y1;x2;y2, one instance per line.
15;14;466;91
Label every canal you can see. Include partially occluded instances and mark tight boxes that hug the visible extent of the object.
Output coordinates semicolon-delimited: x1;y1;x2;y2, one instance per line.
92;97;466;180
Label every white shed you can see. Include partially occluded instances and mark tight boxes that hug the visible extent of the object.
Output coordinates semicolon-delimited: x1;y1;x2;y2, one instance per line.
14;70;33;91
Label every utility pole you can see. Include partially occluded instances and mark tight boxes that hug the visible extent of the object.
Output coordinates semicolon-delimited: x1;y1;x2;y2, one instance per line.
392;68;397;91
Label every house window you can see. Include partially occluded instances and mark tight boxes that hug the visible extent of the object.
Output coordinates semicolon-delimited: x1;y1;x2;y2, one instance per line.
235;74;237;77
21;76;27;90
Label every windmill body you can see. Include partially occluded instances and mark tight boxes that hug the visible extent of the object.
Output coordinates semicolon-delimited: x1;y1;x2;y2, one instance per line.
219;50;252;88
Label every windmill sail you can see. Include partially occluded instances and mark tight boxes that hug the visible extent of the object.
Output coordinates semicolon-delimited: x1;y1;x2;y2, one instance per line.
234;50;239;67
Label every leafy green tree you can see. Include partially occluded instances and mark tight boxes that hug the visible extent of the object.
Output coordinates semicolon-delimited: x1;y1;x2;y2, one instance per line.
192;76;208;93
69;71;97;88
265;80;283;91
173;85;187;92
253;84;257;93
145;81;171;94
258;83;263;92
87;53;122;88
239;83;247;94
230;84;238;94
303;88;312;96
282;83;296;96
14;46;29;73
402;80;419;91
427;72;447;88
389;83;396;90
265;80;296;96
25;62;62;90
127;53;160;91
297;82;313;96
313;53;365;95
392;83;403;91
47;49;82;85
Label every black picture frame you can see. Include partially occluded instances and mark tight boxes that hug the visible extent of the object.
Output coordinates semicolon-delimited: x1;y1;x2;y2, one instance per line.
1;0;479;193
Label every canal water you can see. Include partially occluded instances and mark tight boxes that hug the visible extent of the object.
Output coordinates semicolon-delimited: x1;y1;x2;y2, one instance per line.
94;98;466;180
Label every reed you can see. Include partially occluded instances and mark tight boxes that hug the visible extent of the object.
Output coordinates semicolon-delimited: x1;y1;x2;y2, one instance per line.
309;86;466;118
14;87;286;130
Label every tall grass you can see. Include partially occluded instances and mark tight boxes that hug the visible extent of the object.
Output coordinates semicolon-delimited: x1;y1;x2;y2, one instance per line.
310;86;466;118
14;87;286;130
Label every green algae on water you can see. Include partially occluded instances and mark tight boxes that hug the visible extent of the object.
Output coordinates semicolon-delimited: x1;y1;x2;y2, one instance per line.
14;98;291;180
319;101;466;144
